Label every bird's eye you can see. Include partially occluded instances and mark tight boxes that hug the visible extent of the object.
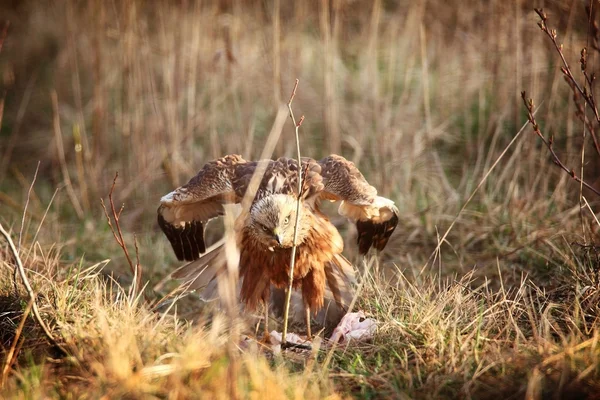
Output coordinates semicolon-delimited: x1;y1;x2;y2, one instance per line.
261;225;270;232
283;216;290;225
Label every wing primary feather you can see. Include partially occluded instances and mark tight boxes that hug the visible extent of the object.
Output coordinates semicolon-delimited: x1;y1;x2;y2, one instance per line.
157;211;207;261
187;224;199;257
317;154;399;254
158;154;249;261
158;212;184;260
181;224;193;261
193;221;207;254
175;226;186;260
356;207;399;254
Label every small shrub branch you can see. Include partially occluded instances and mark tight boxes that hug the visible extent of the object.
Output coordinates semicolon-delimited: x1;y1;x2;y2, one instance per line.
100;172;144;300
521;91;600;197
534;8;600;158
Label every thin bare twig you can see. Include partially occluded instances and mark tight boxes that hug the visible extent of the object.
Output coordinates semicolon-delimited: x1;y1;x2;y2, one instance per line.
534;8;600;158
13;162;40;296
282;79;305;344
521;92;600;197
577;5;594;242
582;196;600;229
18;161;40;251
25;186;62;262
585;4;600;53
0;223;66;355
100;172;144;300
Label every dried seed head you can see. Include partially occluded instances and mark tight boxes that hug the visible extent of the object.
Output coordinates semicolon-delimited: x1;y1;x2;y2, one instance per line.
581;47;587;70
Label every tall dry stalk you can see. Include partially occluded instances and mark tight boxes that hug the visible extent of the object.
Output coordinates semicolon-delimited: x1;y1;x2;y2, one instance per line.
281;79;305;345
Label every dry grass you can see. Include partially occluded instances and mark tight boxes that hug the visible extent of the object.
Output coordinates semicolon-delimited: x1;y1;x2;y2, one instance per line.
2;0;600;398
0;252;336;399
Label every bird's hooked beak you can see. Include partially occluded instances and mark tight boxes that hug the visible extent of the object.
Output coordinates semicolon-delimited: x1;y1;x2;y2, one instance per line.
273;227;283;246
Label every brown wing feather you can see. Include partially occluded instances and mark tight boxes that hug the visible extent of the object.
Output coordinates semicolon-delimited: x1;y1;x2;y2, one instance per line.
318;154;399;254
158;155;325;262
356;210;399;253
158;154;250;261
252;157;324;201
318;155;377;204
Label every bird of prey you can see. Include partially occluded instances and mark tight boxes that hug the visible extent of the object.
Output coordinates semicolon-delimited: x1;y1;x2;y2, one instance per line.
157;154;399;339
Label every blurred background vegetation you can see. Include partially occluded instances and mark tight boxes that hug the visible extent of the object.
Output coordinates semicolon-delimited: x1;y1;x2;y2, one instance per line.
3;1;600;397
1;0;594;282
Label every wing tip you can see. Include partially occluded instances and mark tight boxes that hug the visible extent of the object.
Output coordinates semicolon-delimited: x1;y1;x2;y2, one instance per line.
157;211;206;261
356;206;399;255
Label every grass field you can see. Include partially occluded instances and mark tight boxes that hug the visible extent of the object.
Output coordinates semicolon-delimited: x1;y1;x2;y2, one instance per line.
2;0;600;398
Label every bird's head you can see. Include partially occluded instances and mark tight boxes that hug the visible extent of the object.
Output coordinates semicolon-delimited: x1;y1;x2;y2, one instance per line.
249;194;308;251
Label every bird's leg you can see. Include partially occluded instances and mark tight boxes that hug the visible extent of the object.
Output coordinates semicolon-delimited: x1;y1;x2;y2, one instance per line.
280;295;312;351
305;305;312;340
255;285;271;345
263;301;271;344
260;285;272;345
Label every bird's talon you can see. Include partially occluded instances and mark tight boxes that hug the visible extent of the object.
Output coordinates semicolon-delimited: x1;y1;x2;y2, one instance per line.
281;341;312;351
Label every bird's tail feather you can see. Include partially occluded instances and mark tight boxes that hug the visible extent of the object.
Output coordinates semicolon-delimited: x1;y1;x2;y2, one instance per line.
325;253;356;308
158;239;227;294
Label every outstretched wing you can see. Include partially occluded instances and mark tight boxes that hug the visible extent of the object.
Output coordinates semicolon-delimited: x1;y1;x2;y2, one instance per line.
318;155;399;254
158;155;324;262
157;154;253;261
